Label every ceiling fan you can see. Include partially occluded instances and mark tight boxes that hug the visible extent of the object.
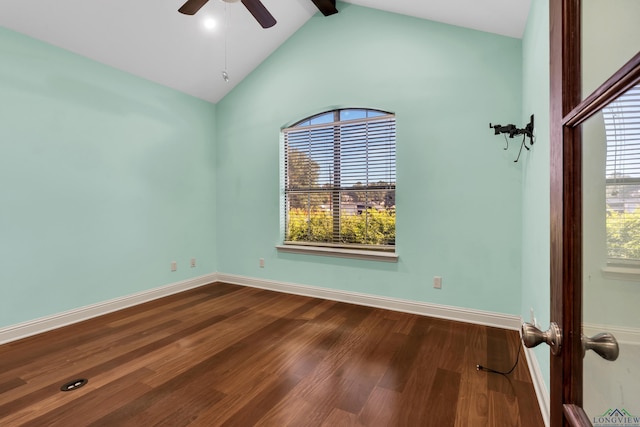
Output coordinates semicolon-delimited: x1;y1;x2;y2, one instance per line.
179;0;276;28
310;0;338;16
178;0;338;29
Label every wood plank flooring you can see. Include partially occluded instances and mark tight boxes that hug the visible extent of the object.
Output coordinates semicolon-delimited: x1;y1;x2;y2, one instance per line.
0;282;544;426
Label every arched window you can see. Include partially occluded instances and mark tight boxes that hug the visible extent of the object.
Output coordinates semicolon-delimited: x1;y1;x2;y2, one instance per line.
282;108;396;251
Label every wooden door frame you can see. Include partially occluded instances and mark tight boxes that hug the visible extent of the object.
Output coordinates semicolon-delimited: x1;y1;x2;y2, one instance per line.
550;1;582;423
549;1;640;425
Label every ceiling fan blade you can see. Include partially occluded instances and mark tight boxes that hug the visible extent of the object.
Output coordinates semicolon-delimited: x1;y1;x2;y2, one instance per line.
310;0;338;16
241;0;277;28
178;0;210;15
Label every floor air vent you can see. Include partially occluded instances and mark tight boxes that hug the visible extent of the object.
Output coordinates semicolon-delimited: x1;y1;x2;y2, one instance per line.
60;378;88;392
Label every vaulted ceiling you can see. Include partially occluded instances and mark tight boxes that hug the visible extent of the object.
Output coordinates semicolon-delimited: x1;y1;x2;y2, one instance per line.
0;0;531;103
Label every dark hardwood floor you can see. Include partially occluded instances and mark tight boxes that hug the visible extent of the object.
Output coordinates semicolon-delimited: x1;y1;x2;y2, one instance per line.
0;282;544;426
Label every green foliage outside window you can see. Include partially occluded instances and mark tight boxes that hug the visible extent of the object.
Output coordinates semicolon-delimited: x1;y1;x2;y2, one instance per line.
607;209;640;260
287;208;395;246
287;208;333;243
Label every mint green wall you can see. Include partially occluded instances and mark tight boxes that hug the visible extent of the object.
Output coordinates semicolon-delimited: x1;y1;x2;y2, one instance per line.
0;27;217;327
1;3;529;329
216;3;524;313
521;0;551;391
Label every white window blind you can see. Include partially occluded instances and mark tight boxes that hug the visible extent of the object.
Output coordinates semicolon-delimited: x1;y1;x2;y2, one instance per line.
604;84;640;261
283;109;396;250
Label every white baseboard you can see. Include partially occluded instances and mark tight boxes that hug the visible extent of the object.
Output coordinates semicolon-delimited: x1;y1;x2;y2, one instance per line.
216;273;522;330
0;272;520;345
0;273;218;345
521;327;551;427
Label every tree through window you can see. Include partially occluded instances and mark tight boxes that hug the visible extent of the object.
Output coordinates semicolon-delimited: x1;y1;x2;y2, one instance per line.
283;109;396;250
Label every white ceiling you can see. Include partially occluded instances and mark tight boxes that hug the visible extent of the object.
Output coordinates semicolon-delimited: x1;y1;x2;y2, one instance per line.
0;0;531;104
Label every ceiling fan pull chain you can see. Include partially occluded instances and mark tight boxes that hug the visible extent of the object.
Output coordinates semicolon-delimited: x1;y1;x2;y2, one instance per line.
222;1;229;82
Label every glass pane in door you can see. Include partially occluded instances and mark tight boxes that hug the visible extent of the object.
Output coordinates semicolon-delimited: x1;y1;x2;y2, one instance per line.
581;0;640;99
582;84;640;425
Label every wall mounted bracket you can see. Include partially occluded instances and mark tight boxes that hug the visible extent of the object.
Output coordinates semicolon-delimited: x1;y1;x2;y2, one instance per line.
489;114;535;162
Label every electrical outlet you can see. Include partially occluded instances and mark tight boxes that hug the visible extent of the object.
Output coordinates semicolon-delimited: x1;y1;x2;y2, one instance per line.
190;258;196;268
433;276;442;289
171;261;177;272
259;258;265;268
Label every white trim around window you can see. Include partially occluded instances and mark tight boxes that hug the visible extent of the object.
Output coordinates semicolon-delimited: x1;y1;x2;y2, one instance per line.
276;244;398;262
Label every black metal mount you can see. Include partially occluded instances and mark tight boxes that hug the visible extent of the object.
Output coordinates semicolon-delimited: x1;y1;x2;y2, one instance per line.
489;114;535;162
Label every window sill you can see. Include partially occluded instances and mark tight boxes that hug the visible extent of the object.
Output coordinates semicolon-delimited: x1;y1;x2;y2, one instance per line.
276;245;398;262
601;264;640;281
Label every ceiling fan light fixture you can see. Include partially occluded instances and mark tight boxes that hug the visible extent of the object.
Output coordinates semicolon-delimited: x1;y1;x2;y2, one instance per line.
203;17;216;29
179;0;276;28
